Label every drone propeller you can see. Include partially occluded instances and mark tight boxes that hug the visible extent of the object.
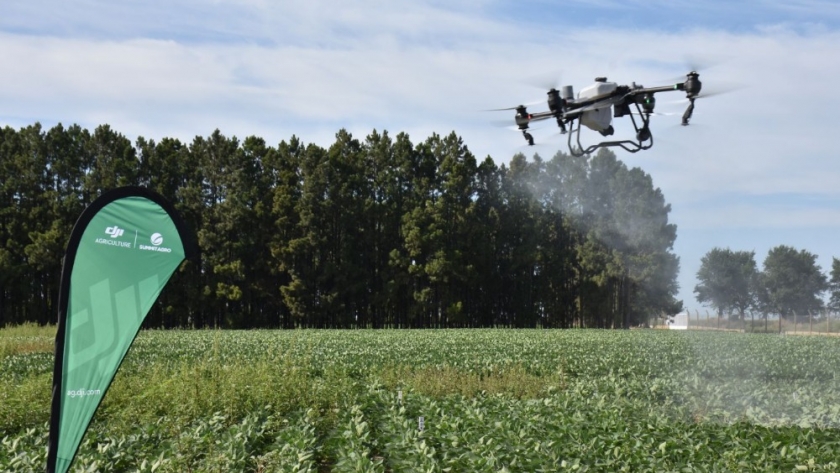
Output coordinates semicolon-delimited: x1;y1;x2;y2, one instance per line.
483;101;540;112
489;119;517;128
522;69;564;92
656;53;727;83
660;70;704;84
482;94;556;112
490;120;550;132
513;133;566;154
480;70;566;115
630;110;681;117
684;53;726;74
665;83;742;104
484;106;521;112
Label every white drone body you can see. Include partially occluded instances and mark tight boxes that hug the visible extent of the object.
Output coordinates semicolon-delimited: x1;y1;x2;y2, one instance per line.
490;71;706;156
577;78;617;134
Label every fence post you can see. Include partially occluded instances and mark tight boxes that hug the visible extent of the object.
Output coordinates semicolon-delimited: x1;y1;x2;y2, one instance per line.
793;310;797;333
809;310;813;334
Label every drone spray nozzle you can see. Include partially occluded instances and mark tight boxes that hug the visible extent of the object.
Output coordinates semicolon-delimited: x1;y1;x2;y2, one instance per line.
555;117;567;134
681;97;696;126
522;130;535;146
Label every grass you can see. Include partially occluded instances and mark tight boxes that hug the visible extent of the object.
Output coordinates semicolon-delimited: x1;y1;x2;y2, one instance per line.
0;323;55;360
2;327;840;471
378;363;565;399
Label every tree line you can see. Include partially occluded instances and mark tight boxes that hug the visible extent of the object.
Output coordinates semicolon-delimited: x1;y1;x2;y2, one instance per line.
694;247;840;319
0;123;681;328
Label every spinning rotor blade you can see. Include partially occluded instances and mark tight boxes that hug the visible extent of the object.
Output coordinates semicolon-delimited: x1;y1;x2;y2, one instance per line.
482;99;545;112
684;53;726;74
689;90;729;100
630;111;681;117
484;105;524;112
489;119;550;131
515;135;565;154
658;53;727;82
661;120;710;132
665;83;743;104
522;69;564;91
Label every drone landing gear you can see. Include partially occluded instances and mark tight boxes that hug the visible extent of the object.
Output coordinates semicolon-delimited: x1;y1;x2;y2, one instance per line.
567;103;653;157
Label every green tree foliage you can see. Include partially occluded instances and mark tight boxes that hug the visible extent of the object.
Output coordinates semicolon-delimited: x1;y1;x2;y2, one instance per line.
0;123;682;328
266;136;305;327
568;149;680;328
3;124;95;325
694;248;758;318
829;258;840;312
759;245;827;318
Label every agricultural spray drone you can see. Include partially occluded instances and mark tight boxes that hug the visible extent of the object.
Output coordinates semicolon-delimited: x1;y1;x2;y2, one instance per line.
488;72;719;156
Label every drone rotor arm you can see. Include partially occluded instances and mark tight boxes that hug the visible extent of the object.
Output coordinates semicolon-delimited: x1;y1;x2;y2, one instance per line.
627;83;686;96
526;111;555;123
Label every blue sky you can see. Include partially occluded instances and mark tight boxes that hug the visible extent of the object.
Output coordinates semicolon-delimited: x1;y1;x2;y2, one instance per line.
2;0;840;310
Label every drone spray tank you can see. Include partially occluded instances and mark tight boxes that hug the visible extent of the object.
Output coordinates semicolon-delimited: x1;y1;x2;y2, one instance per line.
578;77;617;136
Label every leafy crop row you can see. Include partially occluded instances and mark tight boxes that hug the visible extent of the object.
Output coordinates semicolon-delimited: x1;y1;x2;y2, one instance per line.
2;329;839;471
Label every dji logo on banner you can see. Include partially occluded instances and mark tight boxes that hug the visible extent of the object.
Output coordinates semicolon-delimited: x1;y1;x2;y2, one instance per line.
105;226;125;238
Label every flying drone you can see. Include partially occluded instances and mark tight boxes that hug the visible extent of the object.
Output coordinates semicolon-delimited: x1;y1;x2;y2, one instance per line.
490;72;709;156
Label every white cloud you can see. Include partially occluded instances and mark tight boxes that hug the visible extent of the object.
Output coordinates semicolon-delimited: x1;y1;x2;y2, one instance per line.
2;4;838;191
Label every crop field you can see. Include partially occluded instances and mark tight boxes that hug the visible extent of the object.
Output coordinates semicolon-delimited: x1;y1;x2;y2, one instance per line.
3;327;840;472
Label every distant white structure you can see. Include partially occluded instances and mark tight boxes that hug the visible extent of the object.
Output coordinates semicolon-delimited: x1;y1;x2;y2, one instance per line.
667;311;688;330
